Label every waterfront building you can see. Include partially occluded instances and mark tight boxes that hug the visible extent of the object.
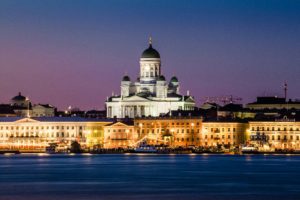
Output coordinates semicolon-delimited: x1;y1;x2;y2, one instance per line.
247;118;300;150
103;121;135;148
134;117;202;147
202;121;247;147
133;117;247;148
0;117;112;151
105;38;195;118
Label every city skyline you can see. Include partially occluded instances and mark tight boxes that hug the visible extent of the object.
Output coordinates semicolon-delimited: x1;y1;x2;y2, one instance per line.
1;0;300;110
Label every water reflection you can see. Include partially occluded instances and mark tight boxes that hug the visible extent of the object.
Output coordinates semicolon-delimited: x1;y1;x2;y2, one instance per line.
0;154;299;200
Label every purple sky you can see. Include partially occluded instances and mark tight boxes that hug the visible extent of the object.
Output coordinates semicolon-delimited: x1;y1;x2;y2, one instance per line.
0;0;299;110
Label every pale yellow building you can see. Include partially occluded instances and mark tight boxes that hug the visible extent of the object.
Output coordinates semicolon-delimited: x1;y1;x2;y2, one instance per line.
202;121;248;147
135;117;203;147
133;118;247;148
103;121;136;148
0;117;112;152
248;119;300;151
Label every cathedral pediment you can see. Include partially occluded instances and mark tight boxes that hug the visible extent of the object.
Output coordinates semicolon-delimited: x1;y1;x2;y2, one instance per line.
123;95;150;102
184;96;195;103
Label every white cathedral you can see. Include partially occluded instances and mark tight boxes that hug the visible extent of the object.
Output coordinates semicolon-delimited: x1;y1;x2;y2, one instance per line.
106;38;195;118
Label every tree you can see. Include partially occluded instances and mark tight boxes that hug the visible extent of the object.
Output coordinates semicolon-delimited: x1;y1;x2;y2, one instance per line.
70;141;81;153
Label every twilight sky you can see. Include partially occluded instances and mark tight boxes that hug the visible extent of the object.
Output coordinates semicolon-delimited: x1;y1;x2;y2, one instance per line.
0;0;299;110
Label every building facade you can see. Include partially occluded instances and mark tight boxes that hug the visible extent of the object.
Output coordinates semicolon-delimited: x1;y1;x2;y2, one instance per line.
202;121;247;147
134;117;203;147
32;104;56;117
0;117;112;151
1;116;299;151
248;119;300;151
103;121;136;149
106;38;195;118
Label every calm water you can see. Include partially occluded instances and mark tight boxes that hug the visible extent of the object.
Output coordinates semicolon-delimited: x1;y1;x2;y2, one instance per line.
0;154;299;200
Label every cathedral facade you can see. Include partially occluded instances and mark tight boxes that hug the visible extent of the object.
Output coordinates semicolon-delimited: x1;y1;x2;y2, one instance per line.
106;39;195;118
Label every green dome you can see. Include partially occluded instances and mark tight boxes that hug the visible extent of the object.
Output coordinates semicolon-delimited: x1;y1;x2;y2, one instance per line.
122;75;130;81
158;75;166;81
12;92;26;101
170;76;178;82
141;44;160;59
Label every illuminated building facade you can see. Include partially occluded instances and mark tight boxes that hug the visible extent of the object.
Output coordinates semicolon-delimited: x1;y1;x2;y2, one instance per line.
103;121;136;148
0;117;112;151
134;118;247;148
248;119;300;150
202;121;247;147
0;116;299;151
134;117;203;147
106;38;195;118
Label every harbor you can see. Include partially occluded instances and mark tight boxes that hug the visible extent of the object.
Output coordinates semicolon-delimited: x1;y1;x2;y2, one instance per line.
0;153;299;200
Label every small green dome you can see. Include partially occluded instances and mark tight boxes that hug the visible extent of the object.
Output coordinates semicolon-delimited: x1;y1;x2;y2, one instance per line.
158;75;166;81
170;76;178;82
122;75;130;81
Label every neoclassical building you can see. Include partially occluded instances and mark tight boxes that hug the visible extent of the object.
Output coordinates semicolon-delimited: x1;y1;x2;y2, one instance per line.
106;39;195;118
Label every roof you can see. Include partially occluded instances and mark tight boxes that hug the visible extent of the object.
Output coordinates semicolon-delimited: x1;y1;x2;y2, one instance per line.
141;44;160;58
0;117;114;123
12;92;26;101
105;120;134;126
157;75;166;81
122;75;131;82
219;103;243;112
37;104;55;108
0;117;23;122
170;76;178;82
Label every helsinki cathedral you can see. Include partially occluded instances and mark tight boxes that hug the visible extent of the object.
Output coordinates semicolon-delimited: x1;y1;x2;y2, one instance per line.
106;38;195;118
